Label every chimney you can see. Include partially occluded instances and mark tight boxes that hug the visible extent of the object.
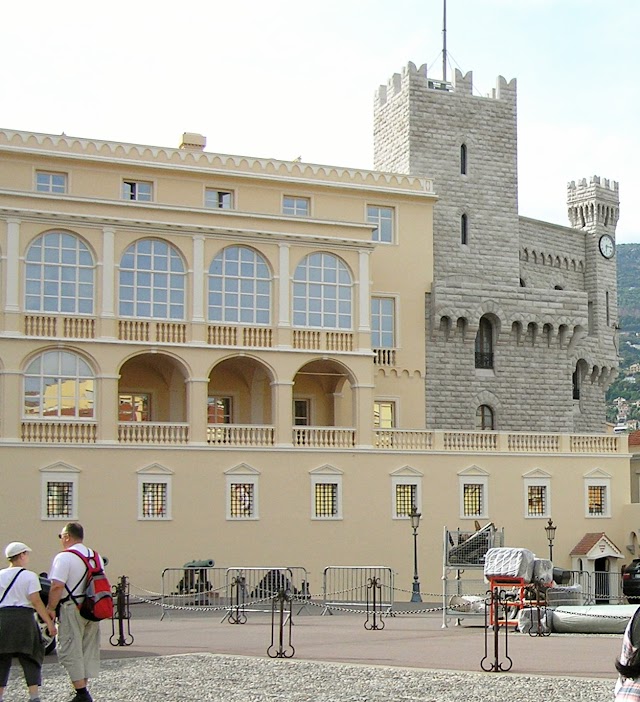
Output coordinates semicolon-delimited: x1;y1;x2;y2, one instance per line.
179;132;206;151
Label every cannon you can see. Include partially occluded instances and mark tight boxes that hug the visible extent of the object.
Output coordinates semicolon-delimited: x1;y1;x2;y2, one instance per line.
176;559;215;604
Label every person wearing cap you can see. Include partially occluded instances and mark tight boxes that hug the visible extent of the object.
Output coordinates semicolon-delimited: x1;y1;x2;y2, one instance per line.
46;523;101;702
0;542;57;702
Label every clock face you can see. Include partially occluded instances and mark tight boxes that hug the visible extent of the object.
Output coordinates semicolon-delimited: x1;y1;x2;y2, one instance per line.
599;235;615;259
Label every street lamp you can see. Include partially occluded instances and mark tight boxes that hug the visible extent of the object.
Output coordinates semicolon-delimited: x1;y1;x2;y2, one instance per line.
409;507;422;603
545;518;557;562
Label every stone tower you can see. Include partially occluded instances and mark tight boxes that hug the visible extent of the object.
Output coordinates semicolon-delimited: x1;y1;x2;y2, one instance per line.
374;63;619;433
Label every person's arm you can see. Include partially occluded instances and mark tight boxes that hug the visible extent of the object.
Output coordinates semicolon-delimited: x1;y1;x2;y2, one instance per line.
630;606;640;647
46;579;66;616
28;591;57;636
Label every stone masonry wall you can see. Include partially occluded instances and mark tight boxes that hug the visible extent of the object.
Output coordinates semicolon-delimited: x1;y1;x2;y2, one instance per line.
374;62;618;433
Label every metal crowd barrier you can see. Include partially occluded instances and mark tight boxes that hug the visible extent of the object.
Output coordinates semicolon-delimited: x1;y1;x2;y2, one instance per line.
160;565;309;619
322;566;394;614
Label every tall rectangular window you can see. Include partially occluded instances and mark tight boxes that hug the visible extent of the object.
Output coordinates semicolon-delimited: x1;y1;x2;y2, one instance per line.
205;189;234;209
588;485;606;516
119;393;151;421
374;401;395;428
41;468;79;520
137;471;172;520
371;297;395;348
142;482;168;518
46;482;73;518
314;483;338;518
527;485;547;516
122;180;153;202
283;196;309;216
395;483;417;517
230;483;255;518
367;206;394;243
294;399;310;426
36;171;67;194
463;484;483;517
207;396;232;424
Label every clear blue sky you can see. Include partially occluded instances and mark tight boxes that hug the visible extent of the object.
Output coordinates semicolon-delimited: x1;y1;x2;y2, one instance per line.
3;0;638;241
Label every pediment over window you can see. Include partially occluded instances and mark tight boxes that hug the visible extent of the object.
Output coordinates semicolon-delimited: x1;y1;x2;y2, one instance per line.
136;463;174;476
225;463;261;476
309;464;344;476
522;468;552;479
390;465;424;477
583;468;612;480
39;462;81;474
457;465;489;477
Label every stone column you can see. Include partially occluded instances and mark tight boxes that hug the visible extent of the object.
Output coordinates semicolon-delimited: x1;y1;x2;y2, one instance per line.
272;380;294;447
97;373;120;444
187;377;209;445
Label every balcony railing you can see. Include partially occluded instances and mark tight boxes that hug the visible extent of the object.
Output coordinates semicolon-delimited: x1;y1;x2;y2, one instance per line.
293;427;356;448
15;420;626;453
118;422;189;444
207;424;275;446
21;420;97;443
25;315;96;339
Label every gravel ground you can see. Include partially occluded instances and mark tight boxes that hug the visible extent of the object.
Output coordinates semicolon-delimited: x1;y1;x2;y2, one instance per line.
2;654;617;702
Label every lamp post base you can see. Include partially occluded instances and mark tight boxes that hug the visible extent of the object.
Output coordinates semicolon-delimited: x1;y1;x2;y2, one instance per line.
411;582;422;603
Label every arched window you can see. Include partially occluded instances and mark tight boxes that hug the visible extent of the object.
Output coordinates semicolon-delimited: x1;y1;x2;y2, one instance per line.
573;360;588;400
292;253;352;329
119;239;185;320
460;143;467;175
24;350;94;418
461;213;468;245
476;405;494;430
25;231;94;314
475;316;494;369
208;246;271;324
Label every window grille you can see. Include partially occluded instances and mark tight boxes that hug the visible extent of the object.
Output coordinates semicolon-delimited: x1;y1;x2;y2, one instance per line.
588;485;606;515
395;484;416;517
142;482;167;518
527;485;546;516
47;481;73;518
315;483;338;517
463;483;483;517
230;483;254;518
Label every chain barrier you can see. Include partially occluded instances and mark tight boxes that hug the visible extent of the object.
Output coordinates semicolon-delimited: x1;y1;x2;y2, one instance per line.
267;589;295;658
128;582;635;619
109;575;134;647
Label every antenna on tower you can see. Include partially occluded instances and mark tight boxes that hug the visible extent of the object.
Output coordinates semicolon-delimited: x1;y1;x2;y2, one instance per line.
442;0;447;82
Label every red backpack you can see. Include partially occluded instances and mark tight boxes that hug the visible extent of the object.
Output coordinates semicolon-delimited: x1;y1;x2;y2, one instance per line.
67;549;113;622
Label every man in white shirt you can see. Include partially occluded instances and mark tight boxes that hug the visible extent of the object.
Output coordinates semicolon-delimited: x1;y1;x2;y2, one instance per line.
46;523;102;702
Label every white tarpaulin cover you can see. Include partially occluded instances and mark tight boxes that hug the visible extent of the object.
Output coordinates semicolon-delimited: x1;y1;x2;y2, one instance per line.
552;605;639;633
483;547;535;582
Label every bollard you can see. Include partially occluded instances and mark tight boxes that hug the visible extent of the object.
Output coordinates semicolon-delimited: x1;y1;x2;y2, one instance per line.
267;588;294;658
364;576;385;630
227;575;247;624
109;575;134;647
481;587;512;672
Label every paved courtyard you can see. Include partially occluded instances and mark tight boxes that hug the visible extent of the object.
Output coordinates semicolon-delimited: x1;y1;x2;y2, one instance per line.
2;605;624;701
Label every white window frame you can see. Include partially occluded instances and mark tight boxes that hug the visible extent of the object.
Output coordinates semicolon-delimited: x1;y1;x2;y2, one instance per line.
390;467;423;520
35;170;68;194
367;205;394;244
283;195;310;217
40;463;79;520
458;466;489;520
122;179;153;202
310;465;343;520
137;464;173;520
523;470;551;519
225;464;260;520
205;188;234;209
371;296;396;349
584;470;611;518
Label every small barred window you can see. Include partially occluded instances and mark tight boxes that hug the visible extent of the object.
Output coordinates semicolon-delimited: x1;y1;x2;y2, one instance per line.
314;483;338;518
142;482;167;518
47;481;73;518
230;483;254;518
395;484;417;517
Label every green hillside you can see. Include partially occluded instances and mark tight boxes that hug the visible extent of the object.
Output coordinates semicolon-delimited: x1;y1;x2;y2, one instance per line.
606;243;640;422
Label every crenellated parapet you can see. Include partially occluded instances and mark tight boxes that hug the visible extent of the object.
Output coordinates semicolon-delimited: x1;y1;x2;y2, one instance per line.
567;176;620;230
374;61;516;107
